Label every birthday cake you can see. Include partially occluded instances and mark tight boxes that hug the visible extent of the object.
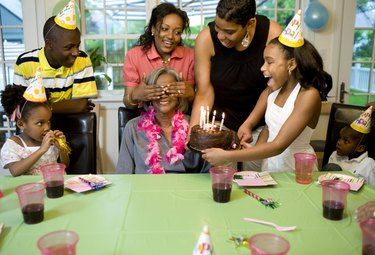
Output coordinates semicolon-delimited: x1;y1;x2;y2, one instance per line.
189;124;235;151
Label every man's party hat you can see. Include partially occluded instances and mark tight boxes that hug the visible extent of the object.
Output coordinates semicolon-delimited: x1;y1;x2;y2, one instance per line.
278;9;304;48
351;106;372;134
54;0;76;30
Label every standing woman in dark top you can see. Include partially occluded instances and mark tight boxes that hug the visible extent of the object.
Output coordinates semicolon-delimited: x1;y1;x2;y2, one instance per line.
189;0;282;170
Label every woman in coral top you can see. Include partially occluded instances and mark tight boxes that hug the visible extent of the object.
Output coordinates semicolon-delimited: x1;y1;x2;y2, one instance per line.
122;3;195;109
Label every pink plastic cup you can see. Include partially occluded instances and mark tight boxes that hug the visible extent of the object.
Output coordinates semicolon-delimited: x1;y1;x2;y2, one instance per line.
209;166;236;203
37;230;79;255
40;163;66;198
249;233;290;255
294;153;316;184
321;180;350;220
360;219;375;255
15;182;46;224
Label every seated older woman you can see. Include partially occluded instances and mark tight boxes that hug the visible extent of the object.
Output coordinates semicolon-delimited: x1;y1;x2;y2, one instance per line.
116;67;210;174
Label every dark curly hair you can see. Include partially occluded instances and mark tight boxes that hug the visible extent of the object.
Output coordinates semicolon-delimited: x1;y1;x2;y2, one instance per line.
268;38;332;101
1;85;51;121
216;0;256;27
138;3;190;53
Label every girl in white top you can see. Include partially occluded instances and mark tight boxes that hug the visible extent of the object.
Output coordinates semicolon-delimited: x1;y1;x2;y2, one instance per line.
0;85;70;176
202;36;332;172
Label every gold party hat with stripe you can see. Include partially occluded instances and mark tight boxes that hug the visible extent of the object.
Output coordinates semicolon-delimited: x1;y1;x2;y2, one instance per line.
351;106;372;134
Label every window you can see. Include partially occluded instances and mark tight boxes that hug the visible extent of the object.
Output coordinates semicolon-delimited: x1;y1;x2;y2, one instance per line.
0;0;24;147
348;1;375;105
81;0;299;91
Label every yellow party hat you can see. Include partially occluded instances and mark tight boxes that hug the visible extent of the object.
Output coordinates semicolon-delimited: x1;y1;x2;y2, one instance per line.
350;106;372;134
54;0;76;30
278;10;304;48
23;68;47;103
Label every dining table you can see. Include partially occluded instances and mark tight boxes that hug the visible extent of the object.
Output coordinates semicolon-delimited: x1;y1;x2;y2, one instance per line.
0;171;374;255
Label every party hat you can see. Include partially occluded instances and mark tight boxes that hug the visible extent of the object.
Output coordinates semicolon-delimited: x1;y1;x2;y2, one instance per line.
23;68;47;103
193;225;214;255
350;106;372;134
54;0;76;30
278;9;304;48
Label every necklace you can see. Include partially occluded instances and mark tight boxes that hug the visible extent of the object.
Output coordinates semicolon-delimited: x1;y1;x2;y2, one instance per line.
162;57;170;65
137;106;188;174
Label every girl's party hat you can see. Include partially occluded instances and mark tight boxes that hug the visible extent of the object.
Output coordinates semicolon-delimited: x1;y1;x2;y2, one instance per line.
54;0;76;30
278;10;304;48
193;225;214;255
23;68;47;103
350;106;372;134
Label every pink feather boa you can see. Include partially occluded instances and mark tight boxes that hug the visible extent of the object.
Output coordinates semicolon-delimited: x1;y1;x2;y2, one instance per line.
137;106;189;174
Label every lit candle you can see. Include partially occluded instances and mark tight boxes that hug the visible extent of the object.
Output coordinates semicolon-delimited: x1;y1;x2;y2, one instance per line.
202;109;206;130
206;106;210;126
211;110;216;130
200;106;204;128
220;112;225;131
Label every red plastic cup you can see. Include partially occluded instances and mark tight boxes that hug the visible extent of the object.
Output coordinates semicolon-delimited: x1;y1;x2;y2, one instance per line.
360;219;375;255
294;153;316;184
209;166;236;203
37;230;79;255
249;233;290;255
15;183;46;224
321;180;350;220
40;163;66;198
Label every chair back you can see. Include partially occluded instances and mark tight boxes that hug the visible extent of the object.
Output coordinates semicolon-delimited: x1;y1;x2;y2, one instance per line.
322;103;375;166
51;112;97;174
118;107;144;149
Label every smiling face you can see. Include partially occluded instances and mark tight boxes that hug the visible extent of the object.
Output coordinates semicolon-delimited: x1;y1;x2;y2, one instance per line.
45;28;81;69
261;43;294;91
18;105;52;145
151;74;179;115
214;15;248;49
152;14;183;60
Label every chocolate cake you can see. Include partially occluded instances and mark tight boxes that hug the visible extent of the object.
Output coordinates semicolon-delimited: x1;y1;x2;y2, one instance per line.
189;124;235;151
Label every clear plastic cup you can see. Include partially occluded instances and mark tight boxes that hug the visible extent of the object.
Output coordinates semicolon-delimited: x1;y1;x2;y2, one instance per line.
360;219;375;255
321;180;350;220
356;201;375;223
40;163;66;198
15;182;46;224
37;230;79;255
209;166;236;203
293;153;316;184
249;233;290;255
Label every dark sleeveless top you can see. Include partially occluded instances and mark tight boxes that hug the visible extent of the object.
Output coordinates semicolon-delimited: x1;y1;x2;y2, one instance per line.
209;15;270;131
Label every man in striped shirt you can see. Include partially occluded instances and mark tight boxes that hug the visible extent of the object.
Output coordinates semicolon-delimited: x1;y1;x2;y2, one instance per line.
13;15;98;113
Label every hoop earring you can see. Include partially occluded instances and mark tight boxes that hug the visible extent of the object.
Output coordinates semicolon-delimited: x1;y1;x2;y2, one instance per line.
241;32;250;48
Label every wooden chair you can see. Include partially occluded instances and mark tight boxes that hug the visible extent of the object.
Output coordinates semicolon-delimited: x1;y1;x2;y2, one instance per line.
118;107;144;149
322;103;375;168
51;112;97;174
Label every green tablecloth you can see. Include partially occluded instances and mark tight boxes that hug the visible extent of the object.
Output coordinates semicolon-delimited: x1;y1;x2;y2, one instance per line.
0;172;374;255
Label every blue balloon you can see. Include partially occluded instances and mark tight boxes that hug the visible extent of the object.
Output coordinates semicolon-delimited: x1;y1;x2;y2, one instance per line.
304;0;329;31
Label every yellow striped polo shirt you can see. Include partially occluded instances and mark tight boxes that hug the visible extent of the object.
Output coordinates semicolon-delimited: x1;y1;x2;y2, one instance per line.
13;47;98;103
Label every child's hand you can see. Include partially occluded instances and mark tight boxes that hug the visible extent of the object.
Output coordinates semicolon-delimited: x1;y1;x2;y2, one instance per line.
40;130;55;152
201;148;228;166
52;130;66;141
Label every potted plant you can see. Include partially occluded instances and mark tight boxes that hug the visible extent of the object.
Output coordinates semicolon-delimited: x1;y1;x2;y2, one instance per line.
88;47;112;89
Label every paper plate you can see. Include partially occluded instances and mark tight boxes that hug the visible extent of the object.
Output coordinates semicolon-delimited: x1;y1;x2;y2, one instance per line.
233;171;277;187
318;173;364;191
65;175;111;193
